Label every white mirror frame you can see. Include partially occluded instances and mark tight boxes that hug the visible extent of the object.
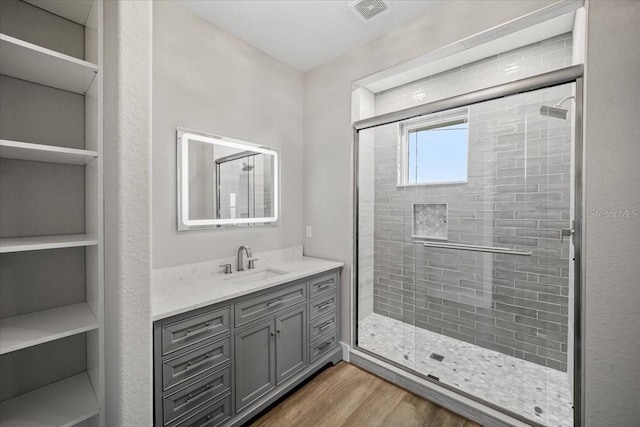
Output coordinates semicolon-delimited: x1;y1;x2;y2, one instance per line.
177;127;280;230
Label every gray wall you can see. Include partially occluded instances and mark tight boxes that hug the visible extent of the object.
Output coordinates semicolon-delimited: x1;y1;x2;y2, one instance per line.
366;36;573;370
583;1;640;425
303;0;559;355
152;0;304;268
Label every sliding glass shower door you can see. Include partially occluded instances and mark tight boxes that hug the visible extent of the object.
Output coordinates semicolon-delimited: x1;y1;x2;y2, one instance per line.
356;82;578;427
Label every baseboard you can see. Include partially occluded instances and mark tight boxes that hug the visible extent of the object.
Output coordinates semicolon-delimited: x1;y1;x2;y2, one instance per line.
340;341;350;362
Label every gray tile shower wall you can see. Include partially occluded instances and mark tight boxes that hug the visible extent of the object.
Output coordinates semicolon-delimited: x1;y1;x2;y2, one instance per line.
367;34;573;371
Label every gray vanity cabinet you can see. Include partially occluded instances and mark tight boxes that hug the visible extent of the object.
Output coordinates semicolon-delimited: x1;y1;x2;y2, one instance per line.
234;304;308;411
275;305;307;384
154;268;341;427
234;318;277;411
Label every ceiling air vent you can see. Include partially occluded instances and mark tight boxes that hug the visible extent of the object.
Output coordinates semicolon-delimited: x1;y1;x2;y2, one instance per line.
349;0;392;22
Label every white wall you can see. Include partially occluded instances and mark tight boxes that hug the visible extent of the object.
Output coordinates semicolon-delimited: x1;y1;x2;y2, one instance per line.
302;0;558;347
104;0;153;425
583;1;640;425
152;0;304;268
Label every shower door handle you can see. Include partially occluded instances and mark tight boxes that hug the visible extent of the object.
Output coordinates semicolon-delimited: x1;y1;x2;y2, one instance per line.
561;221;575;244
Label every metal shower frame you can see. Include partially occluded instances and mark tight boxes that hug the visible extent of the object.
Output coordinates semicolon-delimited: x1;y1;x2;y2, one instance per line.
351;64;585;426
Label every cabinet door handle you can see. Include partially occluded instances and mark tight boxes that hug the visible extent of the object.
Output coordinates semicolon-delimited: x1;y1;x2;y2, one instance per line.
318;302;332;310
270;331;276;336
267;298;285;308
186;322;211;337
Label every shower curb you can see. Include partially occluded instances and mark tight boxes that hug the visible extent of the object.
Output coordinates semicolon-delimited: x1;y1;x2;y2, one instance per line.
348;348;535;427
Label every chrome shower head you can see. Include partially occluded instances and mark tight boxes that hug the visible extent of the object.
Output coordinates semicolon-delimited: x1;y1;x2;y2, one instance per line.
539;96;574;120
540;105;568;119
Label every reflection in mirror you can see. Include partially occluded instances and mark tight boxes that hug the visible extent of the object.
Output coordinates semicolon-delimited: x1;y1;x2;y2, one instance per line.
178;128;279;230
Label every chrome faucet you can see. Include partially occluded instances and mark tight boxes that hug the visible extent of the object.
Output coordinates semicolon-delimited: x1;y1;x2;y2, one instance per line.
237;245;252;272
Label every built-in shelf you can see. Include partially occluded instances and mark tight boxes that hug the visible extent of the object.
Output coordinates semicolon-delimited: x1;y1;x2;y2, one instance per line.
0;139;98;165
24;0;94;26
0;234;99;254
0;34;98;95
0;372;99;427
0;303;98;355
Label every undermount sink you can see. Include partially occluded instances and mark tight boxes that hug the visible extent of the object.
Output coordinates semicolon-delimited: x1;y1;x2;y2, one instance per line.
226;268;288;285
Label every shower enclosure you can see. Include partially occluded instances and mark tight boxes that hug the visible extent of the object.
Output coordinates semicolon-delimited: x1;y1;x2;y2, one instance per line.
354;67;582;427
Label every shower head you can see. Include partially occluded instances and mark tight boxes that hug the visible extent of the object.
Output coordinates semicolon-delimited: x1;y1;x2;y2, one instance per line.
539;105;568;119
539;96;574;120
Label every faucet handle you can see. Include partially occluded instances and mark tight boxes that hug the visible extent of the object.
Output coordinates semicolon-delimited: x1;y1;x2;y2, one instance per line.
219;263;233;274
248;259;259;270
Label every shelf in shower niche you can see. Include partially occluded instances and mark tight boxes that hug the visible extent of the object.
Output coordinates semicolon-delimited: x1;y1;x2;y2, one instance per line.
412;203;448;240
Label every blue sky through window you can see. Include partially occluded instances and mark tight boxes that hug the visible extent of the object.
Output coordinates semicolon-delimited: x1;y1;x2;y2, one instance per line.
407;121;468;184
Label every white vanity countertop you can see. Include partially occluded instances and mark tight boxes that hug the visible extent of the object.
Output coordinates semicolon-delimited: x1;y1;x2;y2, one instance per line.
152;248;343;321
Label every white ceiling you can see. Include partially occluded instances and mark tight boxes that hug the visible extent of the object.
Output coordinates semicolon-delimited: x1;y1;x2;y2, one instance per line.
175;1;441;73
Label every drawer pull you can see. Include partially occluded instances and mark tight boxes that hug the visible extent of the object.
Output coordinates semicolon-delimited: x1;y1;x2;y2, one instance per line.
318;302;332;310
318;341;332;350
186;322;211;337
182;353;213;372
315;280;333;289
267;298;285;308
319;321;333;331
185;384;212;403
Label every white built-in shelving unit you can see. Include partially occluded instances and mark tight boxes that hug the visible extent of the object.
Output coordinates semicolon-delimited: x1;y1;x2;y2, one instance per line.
0;140;98;165
0;303;99;355
0;0;104;425
0;34;98;95
0;373;99;426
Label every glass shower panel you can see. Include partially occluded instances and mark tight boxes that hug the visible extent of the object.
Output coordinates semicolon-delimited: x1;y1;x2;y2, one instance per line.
357;121;418;371
357;83;575;427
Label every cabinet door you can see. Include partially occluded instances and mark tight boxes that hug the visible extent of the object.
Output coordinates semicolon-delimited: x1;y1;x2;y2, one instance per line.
276;305;307;384
234;318;276;412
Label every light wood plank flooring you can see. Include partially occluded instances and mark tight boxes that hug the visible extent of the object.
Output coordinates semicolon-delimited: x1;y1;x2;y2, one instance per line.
249;362;482;427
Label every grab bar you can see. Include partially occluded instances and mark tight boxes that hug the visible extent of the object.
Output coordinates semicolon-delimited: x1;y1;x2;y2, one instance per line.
420;241;532;256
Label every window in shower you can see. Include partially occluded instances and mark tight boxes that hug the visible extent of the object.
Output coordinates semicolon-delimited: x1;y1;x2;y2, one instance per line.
399;108;468;186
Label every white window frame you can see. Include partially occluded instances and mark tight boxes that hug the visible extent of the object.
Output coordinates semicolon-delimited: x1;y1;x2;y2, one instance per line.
397;107;469;187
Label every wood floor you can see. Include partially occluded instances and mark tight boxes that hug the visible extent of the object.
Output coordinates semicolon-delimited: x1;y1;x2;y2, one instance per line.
249;362;482;427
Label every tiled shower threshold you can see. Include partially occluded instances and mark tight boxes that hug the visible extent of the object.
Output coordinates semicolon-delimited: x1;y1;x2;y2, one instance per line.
358;313;573;427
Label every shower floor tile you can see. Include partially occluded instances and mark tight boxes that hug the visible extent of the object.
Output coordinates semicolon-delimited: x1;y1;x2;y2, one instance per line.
358;313;573;427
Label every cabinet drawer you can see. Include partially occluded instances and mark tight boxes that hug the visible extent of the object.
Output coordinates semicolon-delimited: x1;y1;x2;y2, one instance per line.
235;283;306;327
162;307;230;355
163;365;231;425
169;393;231;427
163;336;231;391
309;310;338;342
309;292;338;320
309;330;339;363
309;271;338;299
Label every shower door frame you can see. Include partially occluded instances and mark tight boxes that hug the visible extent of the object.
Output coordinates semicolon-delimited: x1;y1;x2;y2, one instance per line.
351;64;585;427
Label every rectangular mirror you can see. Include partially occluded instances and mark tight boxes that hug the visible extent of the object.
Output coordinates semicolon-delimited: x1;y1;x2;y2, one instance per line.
177;127;279;230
